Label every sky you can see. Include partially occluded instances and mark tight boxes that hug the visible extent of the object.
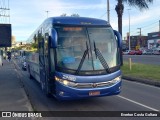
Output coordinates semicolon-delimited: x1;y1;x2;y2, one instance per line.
1;0;160;42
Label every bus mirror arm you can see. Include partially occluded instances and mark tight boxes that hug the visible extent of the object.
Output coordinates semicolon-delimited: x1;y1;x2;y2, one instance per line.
114;30;123;66
50;29;58;48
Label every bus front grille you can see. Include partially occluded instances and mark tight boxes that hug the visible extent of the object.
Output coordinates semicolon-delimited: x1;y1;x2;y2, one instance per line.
75;81;115;89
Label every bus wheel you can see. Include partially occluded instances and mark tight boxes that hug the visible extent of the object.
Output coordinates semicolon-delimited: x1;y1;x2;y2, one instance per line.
40;79;51;97
29;74;33;79
28;66;33;79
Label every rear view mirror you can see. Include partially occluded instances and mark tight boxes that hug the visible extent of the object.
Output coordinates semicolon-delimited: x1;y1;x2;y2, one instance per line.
114;30;123;66
50;28;58;48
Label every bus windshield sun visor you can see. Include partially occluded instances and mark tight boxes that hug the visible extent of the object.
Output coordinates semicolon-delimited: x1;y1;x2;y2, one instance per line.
75;42;89;75
93;41;111;73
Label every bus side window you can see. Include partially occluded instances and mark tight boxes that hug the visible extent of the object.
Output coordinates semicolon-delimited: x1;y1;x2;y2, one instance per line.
38;39;45;65
50;49;55;72
44;33;49;55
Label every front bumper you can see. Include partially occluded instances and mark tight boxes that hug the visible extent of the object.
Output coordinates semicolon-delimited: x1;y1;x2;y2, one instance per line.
54;81;121;100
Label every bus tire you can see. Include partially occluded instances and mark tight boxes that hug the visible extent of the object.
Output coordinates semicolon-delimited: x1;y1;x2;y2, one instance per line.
28;66;33;79
29;74;33;79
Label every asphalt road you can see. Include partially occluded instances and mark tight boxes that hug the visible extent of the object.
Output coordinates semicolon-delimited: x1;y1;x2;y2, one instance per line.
123;55;160;65
0;60;32;112
14;59;160;120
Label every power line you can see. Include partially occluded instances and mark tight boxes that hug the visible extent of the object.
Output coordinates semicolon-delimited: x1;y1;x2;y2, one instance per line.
140;21;159;29
0;0;10;23
99;9;114;19
142;23;158;30
99;12;107;18
130;20;160;36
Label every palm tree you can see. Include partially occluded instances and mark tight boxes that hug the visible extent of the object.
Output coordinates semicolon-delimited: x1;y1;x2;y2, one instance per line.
115;0;153;36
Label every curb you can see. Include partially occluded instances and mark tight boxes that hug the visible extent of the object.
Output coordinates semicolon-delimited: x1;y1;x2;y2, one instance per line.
122;76;160;87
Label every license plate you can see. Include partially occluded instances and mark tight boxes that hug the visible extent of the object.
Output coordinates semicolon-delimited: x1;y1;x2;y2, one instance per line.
89;91;100;96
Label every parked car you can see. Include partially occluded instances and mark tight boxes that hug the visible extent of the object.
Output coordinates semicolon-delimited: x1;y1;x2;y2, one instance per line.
143;50;153;55
22;61;27;71
135;50;142;55
21;56;27;71
128;50;136;55
153;50;160;55
123;50;131;55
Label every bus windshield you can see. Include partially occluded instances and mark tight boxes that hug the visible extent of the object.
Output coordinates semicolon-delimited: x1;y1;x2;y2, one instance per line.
55;26;118;75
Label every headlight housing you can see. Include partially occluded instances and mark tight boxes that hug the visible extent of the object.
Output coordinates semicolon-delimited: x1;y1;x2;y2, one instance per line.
110;76;121;84
55;76;77;87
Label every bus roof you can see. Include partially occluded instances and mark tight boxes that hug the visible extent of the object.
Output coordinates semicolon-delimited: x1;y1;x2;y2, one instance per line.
44;17;110;26
27;17;111;42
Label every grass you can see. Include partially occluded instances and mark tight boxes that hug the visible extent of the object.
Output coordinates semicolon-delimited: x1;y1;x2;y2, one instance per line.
121;62;160;81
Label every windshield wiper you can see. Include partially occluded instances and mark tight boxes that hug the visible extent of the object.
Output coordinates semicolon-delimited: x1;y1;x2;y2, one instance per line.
75;41;89;75
94;41;111;73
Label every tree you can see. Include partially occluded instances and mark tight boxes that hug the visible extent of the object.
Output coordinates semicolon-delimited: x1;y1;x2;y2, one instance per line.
115;0;153;36
60;13;67;17
60;13;80;17
71;14;80;17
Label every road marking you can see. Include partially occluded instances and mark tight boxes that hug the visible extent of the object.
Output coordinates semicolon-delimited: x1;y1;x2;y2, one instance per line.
117;95;159;111
123;79;160;90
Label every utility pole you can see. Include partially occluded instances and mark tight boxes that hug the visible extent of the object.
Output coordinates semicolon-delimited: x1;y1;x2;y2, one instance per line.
137;28;141;48
0;0;10;61
137;28;141;36
0;0;10;23
128;9;131;50
159;20;160;32
107;0;110;23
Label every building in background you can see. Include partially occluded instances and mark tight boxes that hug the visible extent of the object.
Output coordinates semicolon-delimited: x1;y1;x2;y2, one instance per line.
130;36;147;50
12;36;16;46
122;40;127;51
148;32;160;50
125;35;147;50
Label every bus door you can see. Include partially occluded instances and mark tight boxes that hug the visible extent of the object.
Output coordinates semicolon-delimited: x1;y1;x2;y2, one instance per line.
38;37;51;96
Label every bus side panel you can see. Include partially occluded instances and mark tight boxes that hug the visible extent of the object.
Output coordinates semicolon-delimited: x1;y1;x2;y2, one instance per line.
27;53;40;82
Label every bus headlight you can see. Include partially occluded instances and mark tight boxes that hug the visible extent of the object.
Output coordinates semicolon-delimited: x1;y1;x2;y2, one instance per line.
111;76;121;84
55;76;77;87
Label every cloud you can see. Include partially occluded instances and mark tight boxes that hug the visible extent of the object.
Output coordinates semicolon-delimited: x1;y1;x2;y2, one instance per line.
9;0;110;41
9;0;160;41
120;1;160;37
123;14;150;27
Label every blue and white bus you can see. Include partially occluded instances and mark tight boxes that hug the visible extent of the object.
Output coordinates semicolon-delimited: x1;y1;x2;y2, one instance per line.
26;17;123;100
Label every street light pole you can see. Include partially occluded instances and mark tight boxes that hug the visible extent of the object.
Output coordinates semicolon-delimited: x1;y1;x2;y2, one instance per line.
128;9;131;50
45;11;49;18
8;0;10;23
107;0;110;23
